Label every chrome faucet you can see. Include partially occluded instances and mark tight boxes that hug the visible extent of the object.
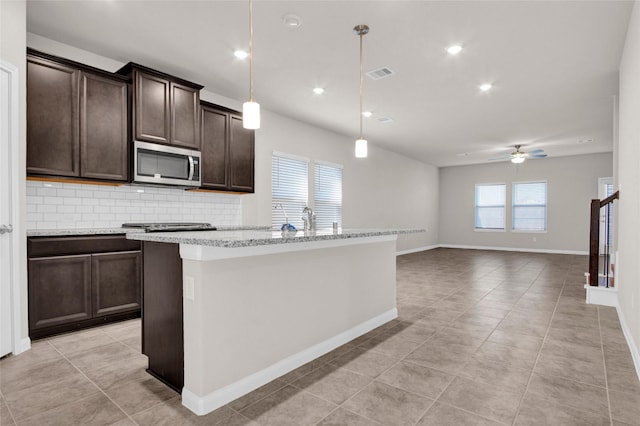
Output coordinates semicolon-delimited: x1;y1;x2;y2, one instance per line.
302;206;315;231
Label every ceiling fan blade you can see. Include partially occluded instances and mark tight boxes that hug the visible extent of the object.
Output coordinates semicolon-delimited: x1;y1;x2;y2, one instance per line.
528;149;545;155
530;154;548;158
488;156;509;161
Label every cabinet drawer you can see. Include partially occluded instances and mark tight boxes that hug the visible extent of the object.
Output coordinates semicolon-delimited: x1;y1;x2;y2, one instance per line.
28;235;141;257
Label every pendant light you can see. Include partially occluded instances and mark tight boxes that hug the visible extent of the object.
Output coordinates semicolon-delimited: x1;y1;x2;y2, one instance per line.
243;0;260;129
354;24;369;158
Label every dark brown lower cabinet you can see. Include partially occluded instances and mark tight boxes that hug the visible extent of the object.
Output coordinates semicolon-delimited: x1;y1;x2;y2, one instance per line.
92;251;142;316
28;255;92;330
142;241;183;392
27;235;141;339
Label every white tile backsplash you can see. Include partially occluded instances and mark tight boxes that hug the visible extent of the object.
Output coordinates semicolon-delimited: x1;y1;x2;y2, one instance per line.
26;181;243;230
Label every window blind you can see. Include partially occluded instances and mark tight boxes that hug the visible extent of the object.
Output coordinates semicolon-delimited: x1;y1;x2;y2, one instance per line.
512;182;547;231
314;162;343;229
475;184;506;229
272;154;308;229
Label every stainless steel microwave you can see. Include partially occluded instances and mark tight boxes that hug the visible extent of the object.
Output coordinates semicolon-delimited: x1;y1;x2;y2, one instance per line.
133;141;201;187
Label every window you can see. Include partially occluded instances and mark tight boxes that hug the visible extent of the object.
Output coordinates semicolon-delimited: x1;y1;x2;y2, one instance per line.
475;184;506;230
512;181;547;231
314;161;343;229
272;153;308;229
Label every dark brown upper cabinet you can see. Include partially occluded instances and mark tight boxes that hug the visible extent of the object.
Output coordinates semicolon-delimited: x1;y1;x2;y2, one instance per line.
27;49;129;182
200;104;229;190
27;55;80;177
229;114;255;192
200;102;254;193
80;72;128;181
119;63;203;150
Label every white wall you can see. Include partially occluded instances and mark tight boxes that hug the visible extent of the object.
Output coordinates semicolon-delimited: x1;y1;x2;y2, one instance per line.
1;0;28;344
242;109;439;252
439;153;613;253
617;1;640;375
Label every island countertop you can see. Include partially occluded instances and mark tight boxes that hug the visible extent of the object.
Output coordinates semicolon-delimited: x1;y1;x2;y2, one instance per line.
125;227;425;248
25;225;271;237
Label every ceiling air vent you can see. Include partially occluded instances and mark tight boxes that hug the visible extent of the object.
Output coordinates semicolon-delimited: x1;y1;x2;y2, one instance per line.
366;67;394;80
376;116;394;124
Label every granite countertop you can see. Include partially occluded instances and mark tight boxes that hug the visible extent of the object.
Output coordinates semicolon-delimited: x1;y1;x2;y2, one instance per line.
26;225;271;237
125;228;426;248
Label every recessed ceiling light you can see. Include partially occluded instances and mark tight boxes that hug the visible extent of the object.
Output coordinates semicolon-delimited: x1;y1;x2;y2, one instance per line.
447;45;463;55
282;14;302;28
577;138;594;144
362;111;372;118
312;87;325;95
234;50;248;59
479;83;492;92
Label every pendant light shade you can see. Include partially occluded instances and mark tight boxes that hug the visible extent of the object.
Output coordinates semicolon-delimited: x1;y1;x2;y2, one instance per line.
354;24;369;158
355;138;368;158
243;0;260;129
243;101;260;129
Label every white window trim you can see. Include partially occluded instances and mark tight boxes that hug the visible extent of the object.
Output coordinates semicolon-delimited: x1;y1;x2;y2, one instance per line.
474;182;506;231
314;159;344;169
272;150;310;163
511;180;548;232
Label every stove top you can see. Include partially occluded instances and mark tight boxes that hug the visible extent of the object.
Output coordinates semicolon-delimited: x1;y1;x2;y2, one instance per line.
122;222;216;233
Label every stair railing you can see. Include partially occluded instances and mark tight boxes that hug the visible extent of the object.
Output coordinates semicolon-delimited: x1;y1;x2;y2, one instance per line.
589;190;619;287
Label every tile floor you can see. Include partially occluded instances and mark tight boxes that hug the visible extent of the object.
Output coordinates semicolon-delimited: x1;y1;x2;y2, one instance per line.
2;248;640;425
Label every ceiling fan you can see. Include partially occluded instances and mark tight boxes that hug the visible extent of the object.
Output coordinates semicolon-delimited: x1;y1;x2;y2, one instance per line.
488;145;547;164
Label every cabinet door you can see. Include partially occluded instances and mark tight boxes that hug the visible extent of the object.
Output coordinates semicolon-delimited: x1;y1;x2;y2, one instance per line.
28;255;91;331
135;71;170;144
228;114;255;192
27;57;80;177
200;105;229;189
80;72;129;181
171;82;200;149
92;251;141;316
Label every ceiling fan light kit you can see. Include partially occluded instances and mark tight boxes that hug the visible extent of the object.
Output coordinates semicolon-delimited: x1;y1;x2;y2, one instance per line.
489;144;547;163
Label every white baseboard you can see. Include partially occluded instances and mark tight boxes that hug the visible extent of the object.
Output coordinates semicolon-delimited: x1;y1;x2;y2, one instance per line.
396;245;439;256
438;244;588;256
182;308;398;416
584;285;618;307
15;337;31;355
616;305;640;383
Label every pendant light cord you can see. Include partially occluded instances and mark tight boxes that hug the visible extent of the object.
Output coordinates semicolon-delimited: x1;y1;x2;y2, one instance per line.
249;0;254;102
359;30;363;139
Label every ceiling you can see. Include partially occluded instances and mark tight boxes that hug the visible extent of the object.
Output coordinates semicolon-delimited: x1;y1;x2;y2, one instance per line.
26;0;634;167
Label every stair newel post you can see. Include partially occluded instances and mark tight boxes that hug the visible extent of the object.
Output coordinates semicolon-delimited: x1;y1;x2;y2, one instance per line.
589;199;600;286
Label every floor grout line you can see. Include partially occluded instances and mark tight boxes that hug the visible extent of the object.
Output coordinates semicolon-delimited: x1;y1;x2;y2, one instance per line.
598;306;615;426
508;260;566;425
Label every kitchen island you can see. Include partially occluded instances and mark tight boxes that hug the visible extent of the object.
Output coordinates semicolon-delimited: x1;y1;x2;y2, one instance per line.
127;228;423;415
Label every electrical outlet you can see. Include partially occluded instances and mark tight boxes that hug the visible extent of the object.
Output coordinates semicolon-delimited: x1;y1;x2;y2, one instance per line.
184;276;195;300
532;237;537;242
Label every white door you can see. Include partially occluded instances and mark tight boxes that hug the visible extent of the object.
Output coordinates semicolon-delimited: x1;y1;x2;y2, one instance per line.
1;61;17;357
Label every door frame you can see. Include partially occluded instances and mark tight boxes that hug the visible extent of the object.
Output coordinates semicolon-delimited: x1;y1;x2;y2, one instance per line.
1;59;29;355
